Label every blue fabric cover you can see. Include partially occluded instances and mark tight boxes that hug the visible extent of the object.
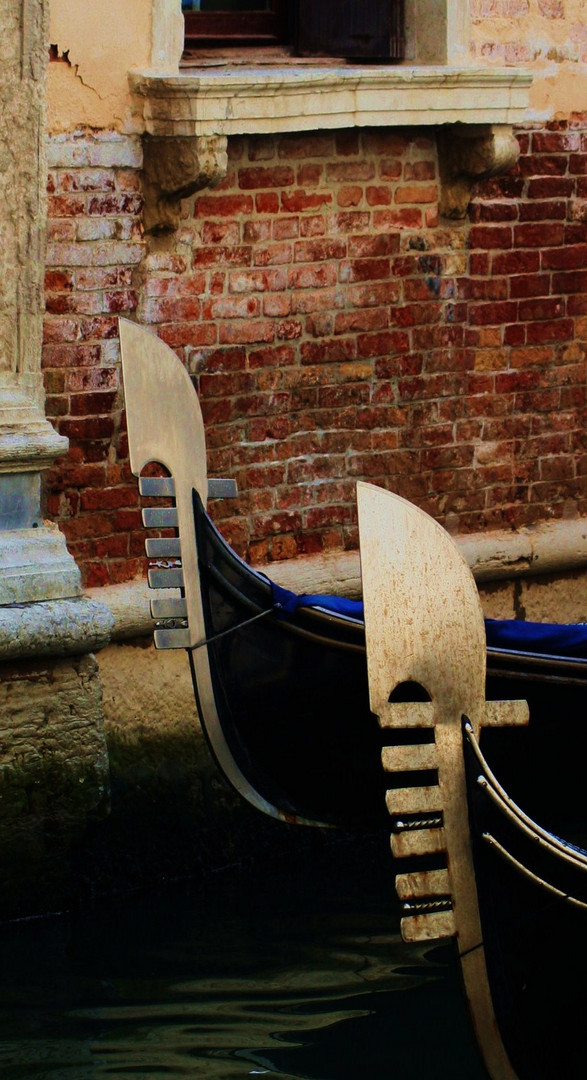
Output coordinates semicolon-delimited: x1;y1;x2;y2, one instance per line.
484;618;587;659
272;582;364;620
271;583;587;659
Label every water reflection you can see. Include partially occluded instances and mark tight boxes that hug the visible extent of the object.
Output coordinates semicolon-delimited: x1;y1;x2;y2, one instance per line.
0;837;487;1079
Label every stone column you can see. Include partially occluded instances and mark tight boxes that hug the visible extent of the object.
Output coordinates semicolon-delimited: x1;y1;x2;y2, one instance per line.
0;0;80;602
0;1;113;919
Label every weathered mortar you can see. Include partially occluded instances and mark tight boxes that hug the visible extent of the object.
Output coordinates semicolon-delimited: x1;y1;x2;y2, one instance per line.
42;122;586;589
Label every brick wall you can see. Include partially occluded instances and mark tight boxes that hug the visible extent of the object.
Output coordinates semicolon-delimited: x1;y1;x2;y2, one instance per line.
43;122;587;587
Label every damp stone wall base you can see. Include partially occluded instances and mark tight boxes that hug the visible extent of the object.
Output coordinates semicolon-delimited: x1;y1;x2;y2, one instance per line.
0;652;110;920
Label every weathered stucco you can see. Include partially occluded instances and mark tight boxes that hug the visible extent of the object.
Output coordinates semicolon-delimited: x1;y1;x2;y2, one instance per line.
47;0;153;134
470;0;587;116
46;0;585;134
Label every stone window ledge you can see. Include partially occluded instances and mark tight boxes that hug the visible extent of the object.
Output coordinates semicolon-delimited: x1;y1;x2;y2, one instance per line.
129;64;532;231
129;64;532;138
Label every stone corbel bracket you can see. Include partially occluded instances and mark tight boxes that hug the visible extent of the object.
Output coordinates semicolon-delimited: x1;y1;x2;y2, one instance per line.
142;134;228;234
437;123;520;219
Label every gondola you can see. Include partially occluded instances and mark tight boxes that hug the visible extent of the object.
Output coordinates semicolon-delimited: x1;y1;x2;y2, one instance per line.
119;318;587;836
358;481;587;1080
120;319;586;1079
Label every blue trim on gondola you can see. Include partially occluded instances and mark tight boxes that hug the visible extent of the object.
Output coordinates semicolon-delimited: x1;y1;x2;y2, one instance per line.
271;582;587;658
484;618;587;659
272;582;364;620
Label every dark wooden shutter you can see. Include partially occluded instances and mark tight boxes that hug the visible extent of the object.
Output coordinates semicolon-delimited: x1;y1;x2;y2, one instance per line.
183;0;288;45
295;0;404;60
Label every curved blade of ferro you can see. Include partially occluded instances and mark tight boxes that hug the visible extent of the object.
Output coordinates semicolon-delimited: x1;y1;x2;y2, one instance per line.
356;481;528;1080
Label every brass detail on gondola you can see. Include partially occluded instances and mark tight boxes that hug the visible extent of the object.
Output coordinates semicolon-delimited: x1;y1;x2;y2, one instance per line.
145;538;182;559
148;566;184;590
382;742;438;772
142;507;178;529
358;481;528;1080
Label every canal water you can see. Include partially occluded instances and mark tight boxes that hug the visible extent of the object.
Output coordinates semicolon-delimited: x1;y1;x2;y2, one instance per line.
0;834;487;1079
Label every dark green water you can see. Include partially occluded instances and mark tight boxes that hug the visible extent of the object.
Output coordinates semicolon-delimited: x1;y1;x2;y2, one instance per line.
0;836;487;1079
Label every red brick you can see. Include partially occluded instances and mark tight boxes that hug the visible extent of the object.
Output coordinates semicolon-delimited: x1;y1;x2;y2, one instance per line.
48;195;86;217
69;390;118;416
380;159;402;180
45;270;74;290
347;281;402;308
256;192;280;213
334;308;389;334
532;131;580;152
509;274;552;298
337;186;363;208
469;225;514;250
293;238;346;262
404;160;436;181
219;320;276;345
514;222;566;247
504;324;527;345
492;250;540;275
229;268;287;293
373;208;425;230
569;155;587;175
252;242;293;267
238;166;295;189
276;319;303;340
80;486;138;511
297;164;323;186
330;211;371;233
469;301;519;325
338;258;390;284
457;277;509;300
551;269;587;293
281;190;333;213
366;186;392;206
192;246;251;268
278;133;334;158
527;177;574;199
518;297;565;321
288;263;338;289
299;215;326;237
357;330;410;357
139;297;202;323
395;185;437;204
203;296;260;319
326;162;376;182
470;201;518;223
262;293;292;317
290;287;340;313
273;217;299;239
520;153;569;178
300;338;356;364
518;200;567;221
541;244;587;269
87;194;143;215
348;234;399;258
202;220;240;245
194;194;254;217
526;318;575;343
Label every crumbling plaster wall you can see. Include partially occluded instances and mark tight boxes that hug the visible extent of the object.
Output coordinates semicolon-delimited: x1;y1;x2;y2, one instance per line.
47;0;151;134
47;0;182;134
45;0;585;137
470;0;587;117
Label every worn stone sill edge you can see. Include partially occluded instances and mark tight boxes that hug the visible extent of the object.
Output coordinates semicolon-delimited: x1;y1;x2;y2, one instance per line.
88;517;587;644
129;64;532;135
0;597;115;662
131;64;533;92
